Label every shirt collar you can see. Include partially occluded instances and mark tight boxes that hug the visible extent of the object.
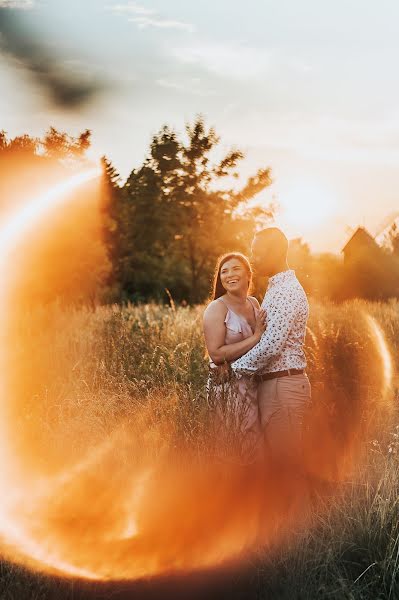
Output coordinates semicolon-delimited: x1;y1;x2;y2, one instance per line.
268;269;295;288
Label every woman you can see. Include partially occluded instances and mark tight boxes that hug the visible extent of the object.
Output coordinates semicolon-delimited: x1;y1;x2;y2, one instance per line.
203;253;266;461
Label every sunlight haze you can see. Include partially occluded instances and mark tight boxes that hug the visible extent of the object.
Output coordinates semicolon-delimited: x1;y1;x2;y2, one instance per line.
1;0;398;252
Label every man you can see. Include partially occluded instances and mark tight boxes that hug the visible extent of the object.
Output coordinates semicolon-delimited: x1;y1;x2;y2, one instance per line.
231;227;311;476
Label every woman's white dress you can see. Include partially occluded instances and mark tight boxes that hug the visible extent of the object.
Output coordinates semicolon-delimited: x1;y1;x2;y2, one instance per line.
207;298;261;461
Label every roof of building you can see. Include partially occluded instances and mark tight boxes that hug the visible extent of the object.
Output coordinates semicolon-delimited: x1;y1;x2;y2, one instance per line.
342;227;379;254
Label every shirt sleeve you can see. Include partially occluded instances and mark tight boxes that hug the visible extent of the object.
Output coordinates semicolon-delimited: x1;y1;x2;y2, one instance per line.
231;286;300;374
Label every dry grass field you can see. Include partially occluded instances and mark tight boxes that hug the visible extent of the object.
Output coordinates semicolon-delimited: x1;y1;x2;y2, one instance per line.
0;299;398;599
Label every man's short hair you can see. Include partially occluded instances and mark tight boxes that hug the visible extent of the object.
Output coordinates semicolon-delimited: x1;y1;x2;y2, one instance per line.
255;227;288;254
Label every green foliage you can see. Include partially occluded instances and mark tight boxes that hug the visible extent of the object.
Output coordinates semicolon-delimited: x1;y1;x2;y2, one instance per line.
42;126;91;160
106;116;273;303
3;121;399;306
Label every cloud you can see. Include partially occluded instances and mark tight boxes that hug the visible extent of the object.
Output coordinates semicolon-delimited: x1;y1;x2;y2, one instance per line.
108;1;154;16
108;2;194;32
171;41;314;84
258;115;399;166
129;15;194;32
0;0;34;7
156;77;216;97
0;7;106;109
171;42;272;81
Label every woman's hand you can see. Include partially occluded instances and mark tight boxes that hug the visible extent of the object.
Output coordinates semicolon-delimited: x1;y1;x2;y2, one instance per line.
254;308;267;340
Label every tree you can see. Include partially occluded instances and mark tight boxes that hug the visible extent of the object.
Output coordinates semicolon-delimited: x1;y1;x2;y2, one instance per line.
385;222;399;257
0;127;110;305
0;127;93;209
99;157;123;298
288;238;312;292
42;127;91;160
119;117;273;303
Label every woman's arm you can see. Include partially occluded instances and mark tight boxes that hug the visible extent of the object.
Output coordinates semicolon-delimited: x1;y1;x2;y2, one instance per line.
203;301;266;365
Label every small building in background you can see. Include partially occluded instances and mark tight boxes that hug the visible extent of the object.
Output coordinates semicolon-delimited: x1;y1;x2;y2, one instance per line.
342;227;381;265
341;226;399;300
287;226;399;301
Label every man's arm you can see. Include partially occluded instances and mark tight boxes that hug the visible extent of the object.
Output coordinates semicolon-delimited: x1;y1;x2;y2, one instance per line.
231;287;300;374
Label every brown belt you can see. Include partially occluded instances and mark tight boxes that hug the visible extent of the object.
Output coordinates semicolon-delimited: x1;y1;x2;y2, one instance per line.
255;368;305;382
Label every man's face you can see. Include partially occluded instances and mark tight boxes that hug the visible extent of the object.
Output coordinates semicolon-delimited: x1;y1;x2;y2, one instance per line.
251;235;279;277
251;236;269;276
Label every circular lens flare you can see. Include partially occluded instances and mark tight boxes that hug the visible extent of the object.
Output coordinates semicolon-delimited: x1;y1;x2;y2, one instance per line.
0;171;395;582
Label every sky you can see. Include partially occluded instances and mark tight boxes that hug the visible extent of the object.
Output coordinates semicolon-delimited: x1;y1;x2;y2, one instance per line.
1;0;399;252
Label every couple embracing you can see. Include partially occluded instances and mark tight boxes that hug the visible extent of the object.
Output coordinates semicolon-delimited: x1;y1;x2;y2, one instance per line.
203;227;311;484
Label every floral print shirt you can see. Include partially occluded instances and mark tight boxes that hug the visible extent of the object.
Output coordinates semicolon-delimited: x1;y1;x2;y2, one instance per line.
231;270;309;375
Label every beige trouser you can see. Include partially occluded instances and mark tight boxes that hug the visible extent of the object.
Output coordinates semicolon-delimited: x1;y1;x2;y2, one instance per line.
258;373;311;469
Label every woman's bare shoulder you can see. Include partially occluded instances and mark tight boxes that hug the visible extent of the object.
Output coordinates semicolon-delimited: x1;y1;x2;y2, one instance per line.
203;298;227;322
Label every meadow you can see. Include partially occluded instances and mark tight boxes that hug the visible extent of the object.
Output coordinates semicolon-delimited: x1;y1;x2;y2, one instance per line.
0;299;398;599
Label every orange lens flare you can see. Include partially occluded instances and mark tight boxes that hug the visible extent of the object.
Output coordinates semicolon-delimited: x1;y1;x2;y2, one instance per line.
0;168;101;258
0;168;105;578
364;314;393;399
0;171;395;582
0;169;267;580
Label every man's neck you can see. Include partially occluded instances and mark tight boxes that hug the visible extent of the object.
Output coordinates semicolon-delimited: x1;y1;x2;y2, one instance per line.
268;262;290;278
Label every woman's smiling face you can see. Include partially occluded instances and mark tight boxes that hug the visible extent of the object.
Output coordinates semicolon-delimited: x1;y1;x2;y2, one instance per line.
220;258;249;295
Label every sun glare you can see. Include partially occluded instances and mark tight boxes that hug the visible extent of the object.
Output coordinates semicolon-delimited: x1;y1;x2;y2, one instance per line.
0;168;101;259
364;313;393;401
277;179;336;233
0;167;266;581
0;168;393;583
0;167;103;578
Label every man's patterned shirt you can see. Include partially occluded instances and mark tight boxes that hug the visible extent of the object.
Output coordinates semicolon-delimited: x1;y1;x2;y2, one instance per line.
232;269;309;375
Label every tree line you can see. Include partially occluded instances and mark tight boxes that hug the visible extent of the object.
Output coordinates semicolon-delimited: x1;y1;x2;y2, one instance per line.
1;119;399;305
101;117;273;303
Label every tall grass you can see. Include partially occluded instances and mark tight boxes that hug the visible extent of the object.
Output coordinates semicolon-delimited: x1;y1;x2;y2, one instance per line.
1;299;398;598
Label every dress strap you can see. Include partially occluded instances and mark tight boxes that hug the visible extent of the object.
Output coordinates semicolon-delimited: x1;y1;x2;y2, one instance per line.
247;296;257;309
